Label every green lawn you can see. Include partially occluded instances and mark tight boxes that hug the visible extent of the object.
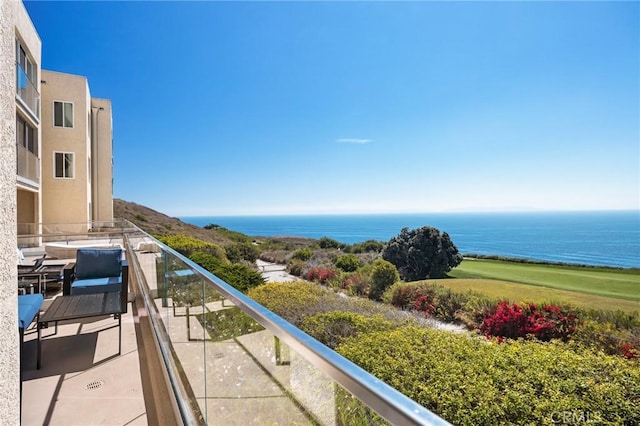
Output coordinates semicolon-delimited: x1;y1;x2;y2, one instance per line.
433;278;640;313
449;259;640;302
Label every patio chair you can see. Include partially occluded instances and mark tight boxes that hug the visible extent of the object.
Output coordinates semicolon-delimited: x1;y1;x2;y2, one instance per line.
19;292;44;415
18;254;46;294
18;293;44;357
63;248;129;313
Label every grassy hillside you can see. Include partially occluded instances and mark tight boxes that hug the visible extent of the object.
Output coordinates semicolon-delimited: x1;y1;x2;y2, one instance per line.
114;199;236;245
114;198;314;249
432;278;639;313
450;259;640;302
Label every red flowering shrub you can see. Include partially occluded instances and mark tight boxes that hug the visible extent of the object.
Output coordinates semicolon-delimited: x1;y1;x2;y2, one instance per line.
412;289;435;317
343;273;369;296
387;285;436;317
305;267;336;284
620;343;639;360
389;286;415;310
481;302;579;342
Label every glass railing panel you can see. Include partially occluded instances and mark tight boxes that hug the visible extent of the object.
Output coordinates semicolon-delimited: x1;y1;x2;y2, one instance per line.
127;230;450;425
16;62;40;119
16;143;39;184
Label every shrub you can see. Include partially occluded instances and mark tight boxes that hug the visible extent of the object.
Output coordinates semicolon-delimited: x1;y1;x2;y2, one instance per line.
259;249;290;264
335;254;360;272
158;234;226;259
197;307;264;341
412;288;436;317
291;248;313;261
455;294;497;329
343;272;369;297
431;286;469;323
350;240;385;254
368;259;399;301
189;251;264;293
382;226;462;280
287;259;305;276
319;237;344;249
248;281;412;327
225;242;259;263
248;282;328;325
134;213;147;222
481;302;580;342
300;312;395;349
338;326;640;425
305;267;337;284
570;319;640;359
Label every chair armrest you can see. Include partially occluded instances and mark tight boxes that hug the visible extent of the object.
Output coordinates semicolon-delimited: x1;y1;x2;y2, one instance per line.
119;260;129;313
62;262;76;296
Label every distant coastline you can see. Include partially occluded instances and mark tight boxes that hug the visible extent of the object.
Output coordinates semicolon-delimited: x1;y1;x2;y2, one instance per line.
181;211;640;269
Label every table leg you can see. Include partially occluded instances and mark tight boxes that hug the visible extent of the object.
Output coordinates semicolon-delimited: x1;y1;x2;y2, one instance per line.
37;321;41;370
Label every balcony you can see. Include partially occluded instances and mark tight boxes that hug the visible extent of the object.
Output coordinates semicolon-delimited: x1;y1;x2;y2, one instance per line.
18;222;449;425
16;143;39;186
16;62;40;121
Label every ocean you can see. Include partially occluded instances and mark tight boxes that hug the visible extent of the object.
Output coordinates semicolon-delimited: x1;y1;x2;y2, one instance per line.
180;211;640;268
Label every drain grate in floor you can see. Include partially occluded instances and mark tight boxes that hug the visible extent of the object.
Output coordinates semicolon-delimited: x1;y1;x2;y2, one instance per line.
86;380;104;390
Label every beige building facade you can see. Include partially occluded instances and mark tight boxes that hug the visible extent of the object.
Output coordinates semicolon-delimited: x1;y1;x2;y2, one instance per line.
40;70;114;226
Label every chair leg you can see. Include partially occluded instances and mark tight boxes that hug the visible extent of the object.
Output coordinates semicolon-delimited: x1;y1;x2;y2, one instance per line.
19;327;23;420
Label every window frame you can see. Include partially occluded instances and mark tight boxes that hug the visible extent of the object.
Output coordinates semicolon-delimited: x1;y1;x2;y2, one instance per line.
16;114;38;156
15;38;37;86
53;101;74;128
53;151;75;179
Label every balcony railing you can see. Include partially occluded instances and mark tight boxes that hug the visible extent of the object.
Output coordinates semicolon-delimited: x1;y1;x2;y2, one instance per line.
16;143;39;185
16;63;40;120
18;221;450;425
124;224;450;425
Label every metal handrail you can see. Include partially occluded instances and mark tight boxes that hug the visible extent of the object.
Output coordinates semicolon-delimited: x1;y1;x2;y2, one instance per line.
129;224;451;425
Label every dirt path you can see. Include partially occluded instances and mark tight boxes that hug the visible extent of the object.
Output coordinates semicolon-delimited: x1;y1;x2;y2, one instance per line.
256;259;299;282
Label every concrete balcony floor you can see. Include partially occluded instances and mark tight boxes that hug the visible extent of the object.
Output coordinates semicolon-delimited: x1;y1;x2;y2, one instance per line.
20;292;147;426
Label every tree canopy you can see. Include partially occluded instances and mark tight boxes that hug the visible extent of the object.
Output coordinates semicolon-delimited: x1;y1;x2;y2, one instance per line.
382;226;462;280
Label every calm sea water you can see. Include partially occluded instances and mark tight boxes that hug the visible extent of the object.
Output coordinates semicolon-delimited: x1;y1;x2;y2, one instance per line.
181;211;640;268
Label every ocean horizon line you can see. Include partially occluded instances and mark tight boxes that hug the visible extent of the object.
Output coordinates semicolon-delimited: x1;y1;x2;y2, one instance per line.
180;210;639;268
180;208;639;219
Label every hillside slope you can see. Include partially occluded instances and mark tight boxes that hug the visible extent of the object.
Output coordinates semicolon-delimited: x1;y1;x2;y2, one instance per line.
113;198;233;245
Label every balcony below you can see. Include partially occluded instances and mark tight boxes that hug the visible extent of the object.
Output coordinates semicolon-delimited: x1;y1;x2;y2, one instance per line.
16;143;39;186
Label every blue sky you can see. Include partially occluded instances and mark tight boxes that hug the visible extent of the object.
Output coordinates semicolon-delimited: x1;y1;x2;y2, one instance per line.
25;1;639;216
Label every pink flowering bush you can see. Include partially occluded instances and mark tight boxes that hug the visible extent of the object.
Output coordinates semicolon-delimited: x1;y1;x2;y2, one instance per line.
481;302;580;342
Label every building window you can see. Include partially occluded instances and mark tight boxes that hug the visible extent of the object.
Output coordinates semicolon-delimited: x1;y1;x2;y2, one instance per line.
16;115;37;155
16;39;36;86
53;101;73;128
54;152;74;178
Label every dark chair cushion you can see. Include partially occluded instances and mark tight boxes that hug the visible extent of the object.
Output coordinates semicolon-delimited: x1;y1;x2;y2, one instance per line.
75;248;122;280
18;293;44;329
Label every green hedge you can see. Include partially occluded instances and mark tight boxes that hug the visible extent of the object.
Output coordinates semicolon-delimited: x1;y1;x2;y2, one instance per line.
338;326;640;425
189;251;264;293
300;312;395;349
156;234;227;259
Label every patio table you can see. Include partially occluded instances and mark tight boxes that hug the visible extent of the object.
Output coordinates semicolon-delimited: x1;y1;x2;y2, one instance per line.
37;292;122;369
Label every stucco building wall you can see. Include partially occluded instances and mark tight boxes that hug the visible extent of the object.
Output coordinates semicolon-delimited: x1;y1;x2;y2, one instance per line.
1;2;24;423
